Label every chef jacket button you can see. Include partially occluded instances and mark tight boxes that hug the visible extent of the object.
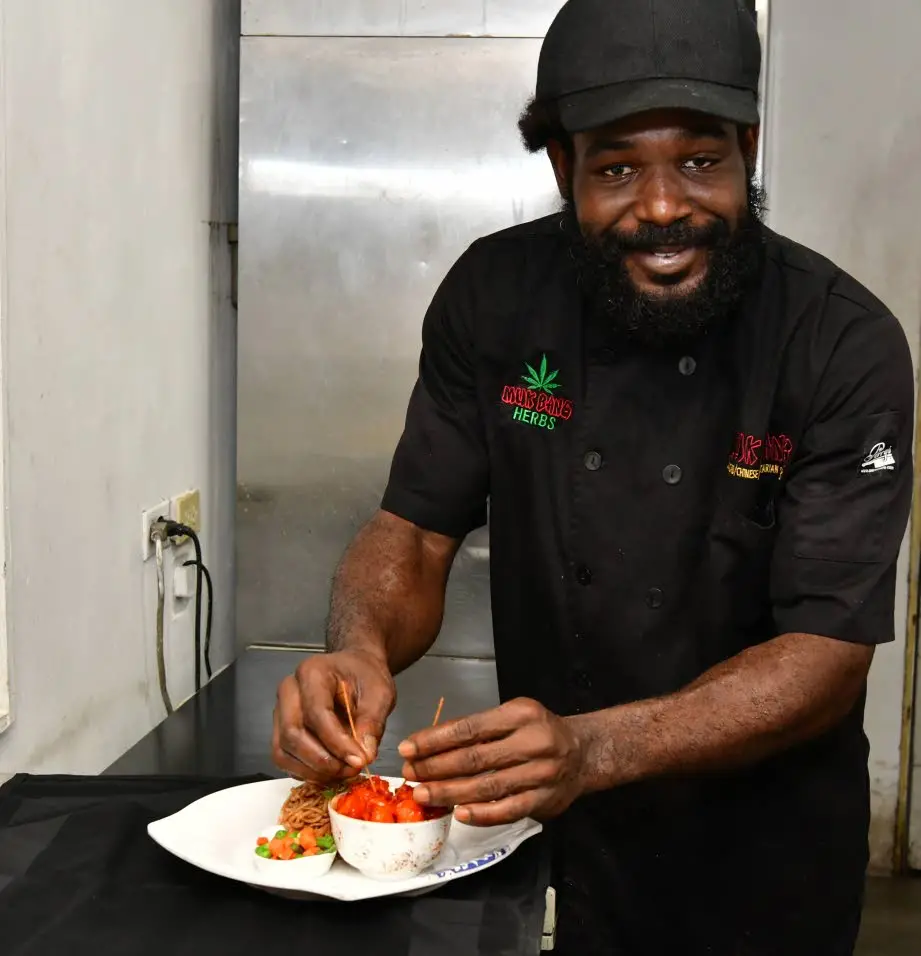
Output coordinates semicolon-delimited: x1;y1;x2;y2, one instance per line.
646;587;665;609
584;450;603;471
678;356;697;376
576;565;593;586
662;464;683;485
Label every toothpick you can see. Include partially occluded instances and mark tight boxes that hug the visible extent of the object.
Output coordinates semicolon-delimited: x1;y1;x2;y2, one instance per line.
339;679;371;778
394;696;446;792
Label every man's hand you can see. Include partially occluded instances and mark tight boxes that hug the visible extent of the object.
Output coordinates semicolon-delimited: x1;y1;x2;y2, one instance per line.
398;697;586;827
272;649;396;783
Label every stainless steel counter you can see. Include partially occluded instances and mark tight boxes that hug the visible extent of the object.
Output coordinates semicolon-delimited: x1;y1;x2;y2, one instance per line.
107;646;501;778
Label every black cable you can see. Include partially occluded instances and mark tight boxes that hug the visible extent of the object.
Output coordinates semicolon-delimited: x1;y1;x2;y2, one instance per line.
161;519;203;692
184;559;213;679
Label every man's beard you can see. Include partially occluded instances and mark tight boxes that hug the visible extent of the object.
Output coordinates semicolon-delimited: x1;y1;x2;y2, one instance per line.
563;177;768;349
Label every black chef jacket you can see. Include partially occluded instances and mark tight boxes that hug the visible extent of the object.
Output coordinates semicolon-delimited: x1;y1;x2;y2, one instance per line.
381;214;914;956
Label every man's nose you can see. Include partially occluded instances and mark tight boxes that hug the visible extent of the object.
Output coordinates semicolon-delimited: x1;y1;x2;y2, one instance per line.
632;168;693;227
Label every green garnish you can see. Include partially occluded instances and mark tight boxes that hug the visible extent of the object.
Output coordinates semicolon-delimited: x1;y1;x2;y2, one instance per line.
274;830;287;840
322;782;348;801
255;845;272;858
317;834;336;853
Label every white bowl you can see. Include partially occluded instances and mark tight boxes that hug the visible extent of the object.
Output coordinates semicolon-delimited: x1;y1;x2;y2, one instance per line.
251;825;337;879
328;776;452;882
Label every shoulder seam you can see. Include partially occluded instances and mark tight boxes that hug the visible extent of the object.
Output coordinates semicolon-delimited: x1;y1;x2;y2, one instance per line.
827;289;890;314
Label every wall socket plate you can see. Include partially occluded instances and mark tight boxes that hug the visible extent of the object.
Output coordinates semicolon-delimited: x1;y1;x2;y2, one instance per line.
141;500;170;561
171;489;201;534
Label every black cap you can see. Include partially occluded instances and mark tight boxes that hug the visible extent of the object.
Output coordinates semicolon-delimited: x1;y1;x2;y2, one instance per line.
537;0;762;133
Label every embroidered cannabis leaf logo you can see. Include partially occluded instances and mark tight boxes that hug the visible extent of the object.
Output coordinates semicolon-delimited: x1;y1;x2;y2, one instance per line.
521;354;561;394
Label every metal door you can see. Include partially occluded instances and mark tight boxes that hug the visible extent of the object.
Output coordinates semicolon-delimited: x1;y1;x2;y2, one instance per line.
237;3;561;656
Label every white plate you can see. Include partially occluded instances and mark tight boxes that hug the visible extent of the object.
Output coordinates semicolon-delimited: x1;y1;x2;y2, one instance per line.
148;777;543;901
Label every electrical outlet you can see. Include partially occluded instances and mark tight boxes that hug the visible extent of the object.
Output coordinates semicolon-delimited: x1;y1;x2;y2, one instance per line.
172;489;201;533
141;499;170;561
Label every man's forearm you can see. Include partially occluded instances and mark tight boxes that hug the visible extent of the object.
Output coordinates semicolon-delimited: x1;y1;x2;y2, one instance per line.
570;632;874;793
326;511;459;674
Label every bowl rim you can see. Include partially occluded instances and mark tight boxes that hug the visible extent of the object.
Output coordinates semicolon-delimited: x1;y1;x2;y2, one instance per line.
251;844;337;878
253;848;337;863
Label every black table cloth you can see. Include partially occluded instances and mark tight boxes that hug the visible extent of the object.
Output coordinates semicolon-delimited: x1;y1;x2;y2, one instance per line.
0;772;551;955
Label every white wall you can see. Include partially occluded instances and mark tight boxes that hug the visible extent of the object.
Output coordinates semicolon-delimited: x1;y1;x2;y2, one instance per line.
0;0;239;774
0;2;8;739
765;0;921;871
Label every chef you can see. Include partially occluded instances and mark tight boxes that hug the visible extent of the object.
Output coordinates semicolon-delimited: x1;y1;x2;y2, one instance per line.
272;0;914;952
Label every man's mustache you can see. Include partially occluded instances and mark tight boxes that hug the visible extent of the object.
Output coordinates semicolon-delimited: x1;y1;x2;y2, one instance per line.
588;218;730;255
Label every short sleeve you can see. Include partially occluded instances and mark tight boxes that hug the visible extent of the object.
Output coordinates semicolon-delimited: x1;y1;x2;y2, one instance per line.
771;312;914;644
380;249;489;539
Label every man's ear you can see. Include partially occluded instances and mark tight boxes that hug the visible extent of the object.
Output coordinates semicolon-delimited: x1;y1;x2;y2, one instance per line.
739;124;760;173
547;140;573;200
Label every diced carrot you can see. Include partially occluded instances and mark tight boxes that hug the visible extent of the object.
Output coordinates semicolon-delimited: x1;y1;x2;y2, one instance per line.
256;837;269;846
298;828;317;849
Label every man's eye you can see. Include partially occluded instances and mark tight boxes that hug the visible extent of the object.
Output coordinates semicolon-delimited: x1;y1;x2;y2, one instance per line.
603;164;634;178
683;157;716;171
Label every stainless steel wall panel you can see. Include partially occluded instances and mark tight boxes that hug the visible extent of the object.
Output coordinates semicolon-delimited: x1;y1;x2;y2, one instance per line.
242;0;564;38
237;36;557;655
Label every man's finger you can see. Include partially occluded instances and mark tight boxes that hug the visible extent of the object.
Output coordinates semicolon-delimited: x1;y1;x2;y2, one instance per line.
272;735;323;781
402;729;536;781
273;685;348;780
353;679;394;765
453;791;538;828
297;664;367;768
411;759;558;808
276;726;348;781
272;706;311;779
399;698;541;760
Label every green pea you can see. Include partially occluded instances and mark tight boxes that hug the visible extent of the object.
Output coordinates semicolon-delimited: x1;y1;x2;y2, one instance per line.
255;845;272;859
275;830;287;840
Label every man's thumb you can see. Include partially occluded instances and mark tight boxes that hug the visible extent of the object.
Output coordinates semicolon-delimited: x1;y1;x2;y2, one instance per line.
359;732;379;765
354;697;390;765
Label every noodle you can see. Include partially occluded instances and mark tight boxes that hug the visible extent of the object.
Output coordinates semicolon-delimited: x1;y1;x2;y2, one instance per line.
278;781;337;835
